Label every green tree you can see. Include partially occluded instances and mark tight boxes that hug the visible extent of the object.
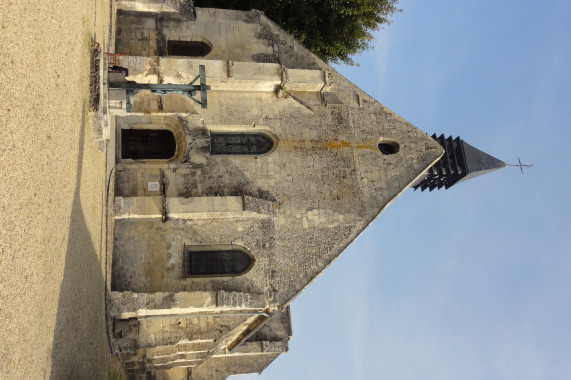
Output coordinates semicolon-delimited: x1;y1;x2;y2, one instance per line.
193;0;400;65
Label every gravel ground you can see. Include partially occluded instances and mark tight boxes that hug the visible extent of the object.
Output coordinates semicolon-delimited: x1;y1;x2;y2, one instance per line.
0;1;115;378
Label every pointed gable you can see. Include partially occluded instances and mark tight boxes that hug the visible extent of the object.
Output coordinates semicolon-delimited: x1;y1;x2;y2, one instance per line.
109;4;445;376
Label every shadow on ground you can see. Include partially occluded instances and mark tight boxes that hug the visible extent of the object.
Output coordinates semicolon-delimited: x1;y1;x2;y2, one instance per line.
49;106;111;379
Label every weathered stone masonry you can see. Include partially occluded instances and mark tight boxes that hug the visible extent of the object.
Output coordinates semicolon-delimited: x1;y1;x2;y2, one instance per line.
107;3;443;379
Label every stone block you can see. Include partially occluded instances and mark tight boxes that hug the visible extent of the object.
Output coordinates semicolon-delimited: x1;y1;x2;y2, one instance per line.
284;68;325;92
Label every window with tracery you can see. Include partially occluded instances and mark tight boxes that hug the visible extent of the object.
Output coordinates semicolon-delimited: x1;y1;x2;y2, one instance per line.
210;132;275;155
184;246;254;277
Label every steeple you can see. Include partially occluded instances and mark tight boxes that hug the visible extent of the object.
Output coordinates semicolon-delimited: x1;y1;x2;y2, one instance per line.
412;134;508;191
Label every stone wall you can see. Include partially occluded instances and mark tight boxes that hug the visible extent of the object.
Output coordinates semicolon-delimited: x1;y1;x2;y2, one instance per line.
116;0;195;17
190;353;280;380
112;305;291;375
114;6;328;69
108;4;444;377
115;8;274;62
111;81;443;305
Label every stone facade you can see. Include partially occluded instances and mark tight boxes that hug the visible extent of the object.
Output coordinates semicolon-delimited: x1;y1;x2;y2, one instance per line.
107;3;443;379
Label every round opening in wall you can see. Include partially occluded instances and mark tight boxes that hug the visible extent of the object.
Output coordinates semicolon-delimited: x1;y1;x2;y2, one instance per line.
378;140;400;155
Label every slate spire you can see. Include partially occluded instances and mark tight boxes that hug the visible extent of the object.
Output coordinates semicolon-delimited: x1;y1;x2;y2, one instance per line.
412;134;508;191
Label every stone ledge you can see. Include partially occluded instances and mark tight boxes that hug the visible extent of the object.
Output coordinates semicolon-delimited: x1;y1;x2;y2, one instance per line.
134;340;215;361
110;291;268;318
224;340;288;355
114;196;276;220
116;0;195;19
283;68;326;92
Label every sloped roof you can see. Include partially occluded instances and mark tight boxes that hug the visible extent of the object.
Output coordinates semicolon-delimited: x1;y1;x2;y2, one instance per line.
456;141;508;184
413;134;507;191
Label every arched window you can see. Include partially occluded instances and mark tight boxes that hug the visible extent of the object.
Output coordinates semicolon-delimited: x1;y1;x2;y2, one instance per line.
184;246;255;277
167;40;212;57
210;132;275;155
121;129;176;160
378;140;400;155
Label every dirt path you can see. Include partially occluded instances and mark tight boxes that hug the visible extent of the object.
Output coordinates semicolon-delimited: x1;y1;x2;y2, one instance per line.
0;1;114;378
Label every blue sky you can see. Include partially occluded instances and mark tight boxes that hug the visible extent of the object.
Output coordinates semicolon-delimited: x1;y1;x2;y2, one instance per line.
237;0;571;379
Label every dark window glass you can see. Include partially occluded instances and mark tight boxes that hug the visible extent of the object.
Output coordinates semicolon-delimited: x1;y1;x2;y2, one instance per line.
185;249;254;276
378;141;400;155
167;40;212;57
121;129;176;160
210;132;274;155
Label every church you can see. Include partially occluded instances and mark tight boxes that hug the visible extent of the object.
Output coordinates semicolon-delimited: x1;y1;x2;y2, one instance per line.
104;1;507;378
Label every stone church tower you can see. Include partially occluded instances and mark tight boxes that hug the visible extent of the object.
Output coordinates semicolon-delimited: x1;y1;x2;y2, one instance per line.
104;1;505;378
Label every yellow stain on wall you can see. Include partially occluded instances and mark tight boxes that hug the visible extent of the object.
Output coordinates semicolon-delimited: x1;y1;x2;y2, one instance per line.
326;140;378;152
325;141;352;149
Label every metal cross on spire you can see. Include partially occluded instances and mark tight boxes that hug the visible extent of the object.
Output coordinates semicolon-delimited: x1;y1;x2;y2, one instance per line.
509;157;535;174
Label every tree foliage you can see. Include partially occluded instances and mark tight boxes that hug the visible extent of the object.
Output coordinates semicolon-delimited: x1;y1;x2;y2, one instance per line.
193;0;400;65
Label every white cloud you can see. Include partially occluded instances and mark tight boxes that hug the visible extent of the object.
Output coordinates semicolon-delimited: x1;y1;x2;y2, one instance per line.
373;30;392;90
